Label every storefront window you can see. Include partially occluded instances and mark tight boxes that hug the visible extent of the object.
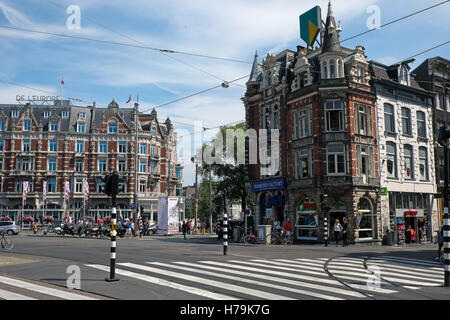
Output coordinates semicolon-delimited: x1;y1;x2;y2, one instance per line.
295;200;318;240
356;198;373;240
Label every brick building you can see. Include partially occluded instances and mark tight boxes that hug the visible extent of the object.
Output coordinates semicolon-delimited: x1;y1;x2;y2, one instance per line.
0;99;183;222
243;2;381;243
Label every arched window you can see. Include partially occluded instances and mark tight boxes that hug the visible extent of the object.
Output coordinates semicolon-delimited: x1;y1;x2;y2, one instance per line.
329;61;336;78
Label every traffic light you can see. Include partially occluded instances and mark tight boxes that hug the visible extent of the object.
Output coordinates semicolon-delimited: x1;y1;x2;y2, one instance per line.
320;193;328;203
438;126;450;147
103;171;120;196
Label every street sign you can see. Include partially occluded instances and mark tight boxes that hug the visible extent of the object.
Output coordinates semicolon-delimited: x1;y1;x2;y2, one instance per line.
131;203;136;210
299;6;322;47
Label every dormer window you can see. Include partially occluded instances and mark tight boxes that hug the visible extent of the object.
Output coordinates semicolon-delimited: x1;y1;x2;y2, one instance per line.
0;121;4;131
11;110;19;118
50;121;58;132
357;67;365;84
23;120;31;131
330;61;336;78
62;111;69;118
43;111;51;118
108;122;118;133
399;66;409;86
79;112;86;119
77;122;85;133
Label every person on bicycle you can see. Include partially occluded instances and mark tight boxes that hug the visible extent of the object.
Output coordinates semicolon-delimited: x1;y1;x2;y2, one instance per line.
284;218;292;236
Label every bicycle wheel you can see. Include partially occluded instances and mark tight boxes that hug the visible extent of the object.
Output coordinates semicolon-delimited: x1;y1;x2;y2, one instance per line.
266;233;280;245
1;236;14;250
243;235;255;245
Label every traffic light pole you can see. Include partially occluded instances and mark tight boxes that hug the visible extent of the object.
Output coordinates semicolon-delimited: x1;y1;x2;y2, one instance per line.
443;145;449;287
438;126;450;287
105;172;120;282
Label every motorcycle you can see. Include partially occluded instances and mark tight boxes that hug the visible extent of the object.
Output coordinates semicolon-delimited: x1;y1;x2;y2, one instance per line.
58;223;75;236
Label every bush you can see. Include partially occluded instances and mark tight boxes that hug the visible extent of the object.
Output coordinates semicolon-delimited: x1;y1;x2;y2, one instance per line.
44;216;55;223
1;216;12;221
23;216;34;222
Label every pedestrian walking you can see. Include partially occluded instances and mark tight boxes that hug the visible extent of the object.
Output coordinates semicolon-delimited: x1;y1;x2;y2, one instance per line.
126;219;132;239
182;220;187;240
435;226;444;261
284;218;292;236
187;221;191;235
333;219;343;246
342;217;348;247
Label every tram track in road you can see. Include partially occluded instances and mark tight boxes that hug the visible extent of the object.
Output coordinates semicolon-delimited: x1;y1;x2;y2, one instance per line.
362;255;439;300
324;255;441;300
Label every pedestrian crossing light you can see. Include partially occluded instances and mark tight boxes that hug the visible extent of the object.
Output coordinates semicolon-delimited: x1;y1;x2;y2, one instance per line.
438;126;450;147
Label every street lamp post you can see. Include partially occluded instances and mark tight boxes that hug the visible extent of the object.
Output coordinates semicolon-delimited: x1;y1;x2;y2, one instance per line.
191;156;198;235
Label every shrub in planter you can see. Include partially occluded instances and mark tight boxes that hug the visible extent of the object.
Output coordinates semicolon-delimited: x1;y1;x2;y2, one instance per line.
1;216;12;221
23;216;34;222
44;216;55;223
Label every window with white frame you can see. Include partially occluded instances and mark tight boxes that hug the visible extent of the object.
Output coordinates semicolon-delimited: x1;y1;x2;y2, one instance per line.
23;139;31;152
75;178;83;193
11;110;18;118
23;120;31;131
384;103;395;133
416;111;426;138
404;144;414;180
97;179;104;193
43;111;51;118
140;143;147;155
79;112;86;119
17;157;33;171
139;180;146;193
76;141;83;153
293;108;311;139
356;145;373;177
75;159;83;172
77;122;85;133
150;144;156;155
98;159;106;172
419;147;428;180
49;140;57;152
140;160;146;173
329;61;336;78
50;121;58;132
357;67;365;84
99;141;107;153
386;142;397;178
108;122;118;133
48;158;57;171
401;107;411;135
325;100;344;132
62;111;69;118
355;104;372;136
295;149;311;179
151;127;156;136
119;142;127;153
118;160;126;172
326;144;345;175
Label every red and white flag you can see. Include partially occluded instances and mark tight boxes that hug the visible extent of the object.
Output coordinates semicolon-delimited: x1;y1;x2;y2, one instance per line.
43;180;47;204
23;181;29;205
84;180;89;203
64;181;71;202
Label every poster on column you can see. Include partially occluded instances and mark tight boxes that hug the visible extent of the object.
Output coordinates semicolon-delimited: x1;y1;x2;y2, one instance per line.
157;196;168;235
157;196;179;235
167;197;179;234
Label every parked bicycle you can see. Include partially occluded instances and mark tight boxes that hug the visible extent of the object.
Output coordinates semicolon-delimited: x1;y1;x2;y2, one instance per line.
0;228;14;250
235;226;258;245
266;229;293;245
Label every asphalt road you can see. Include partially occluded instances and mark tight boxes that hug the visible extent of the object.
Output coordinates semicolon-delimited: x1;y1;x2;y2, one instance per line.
0;233;449;303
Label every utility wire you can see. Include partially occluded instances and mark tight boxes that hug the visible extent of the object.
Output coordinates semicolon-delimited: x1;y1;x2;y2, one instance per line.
0;24;251;65
44;0;245;88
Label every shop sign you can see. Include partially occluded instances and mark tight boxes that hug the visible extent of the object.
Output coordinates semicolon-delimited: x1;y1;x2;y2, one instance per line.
252;178;285;192
379;187;388;195
395;209;424;217
298;202;316;211
16;95;59;102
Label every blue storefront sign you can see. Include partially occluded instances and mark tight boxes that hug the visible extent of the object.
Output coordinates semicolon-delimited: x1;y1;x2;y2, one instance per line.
251;178;285;192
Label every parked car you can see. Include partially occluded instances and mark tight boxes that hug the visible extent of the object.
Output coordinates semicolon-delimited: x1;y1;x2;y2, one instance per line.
146;224;157;235
0;221;21;235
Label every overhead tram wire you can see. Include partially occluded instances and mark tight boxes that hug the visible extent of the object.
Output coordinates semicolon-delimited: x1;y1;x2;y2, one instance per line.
44;0;245;88
0;25;251;66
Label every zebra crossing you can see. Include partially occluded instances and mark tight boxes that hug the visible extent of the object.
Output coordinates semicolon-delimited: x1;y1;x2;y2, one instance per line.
0;275;100;300
86;255;445;300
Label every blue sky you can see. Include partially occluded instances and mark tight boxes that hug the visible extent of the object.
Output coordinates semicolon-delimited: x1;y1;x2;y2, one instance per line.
0;0;449;186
